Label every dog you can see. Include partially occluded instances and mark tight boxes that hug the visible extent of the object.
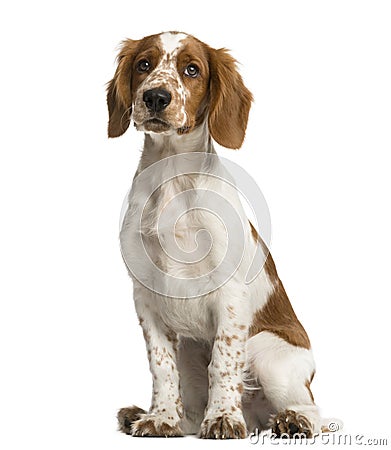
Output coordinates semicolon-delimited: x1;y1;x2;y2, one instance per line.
107;31;333;439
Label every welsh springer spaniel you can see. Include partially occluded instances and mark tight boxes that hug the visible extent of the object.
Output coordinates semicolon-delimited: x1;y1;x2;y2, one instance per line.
107;31;334;439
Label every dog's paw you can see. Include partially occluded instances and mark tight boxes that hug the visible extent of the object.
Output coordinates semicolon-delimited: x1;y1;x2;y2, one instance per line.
117;405;146;434
131;414;183;437
271;409;313;438
199;413;247;439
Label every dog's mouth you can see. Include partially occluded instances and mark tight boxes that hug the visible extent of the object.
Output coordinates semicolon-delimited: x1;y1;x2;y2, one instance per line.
142;117;172;133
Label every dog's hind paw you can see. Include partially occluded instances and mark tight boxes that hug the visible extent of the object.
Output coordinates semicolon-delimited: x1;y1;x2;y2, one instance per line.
271;409;313;438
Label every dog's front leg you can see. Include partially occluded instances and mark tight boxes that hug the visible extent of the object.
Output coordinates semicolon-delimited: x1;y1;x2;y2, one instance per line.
200;295;248;439
130;292;183;437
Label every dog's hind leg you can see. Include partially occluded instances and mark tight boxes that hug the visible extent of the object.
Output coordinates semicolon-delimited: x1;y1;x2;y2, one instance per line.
246;331;321;438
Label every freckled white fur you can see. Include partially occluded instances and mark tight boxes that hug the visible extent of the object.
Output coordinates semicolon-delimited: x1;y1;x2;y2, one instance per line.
132;32;189;131
131;281;184;428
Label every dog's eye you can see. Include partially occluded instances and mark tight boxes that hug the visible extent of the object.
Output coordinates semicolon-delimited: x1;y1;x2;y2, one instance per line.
184;64;199;78
137;60;151;73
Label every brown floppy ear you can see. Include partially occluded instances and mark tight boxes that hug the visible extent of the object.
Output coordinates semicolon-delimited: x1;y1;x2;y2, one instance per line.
208;48;253;149
106;39;139;138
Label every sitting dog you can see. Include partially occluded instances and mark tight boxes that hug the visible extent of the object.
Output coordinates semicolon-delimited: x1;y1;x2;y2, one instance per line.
107;31;330;439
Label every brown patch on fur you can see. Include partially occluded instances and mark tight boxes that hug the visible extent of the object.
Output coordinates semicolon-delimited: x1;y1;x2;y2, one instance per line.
271;410;313;438
305;370;316;403
207;47;253;149
248;222;311;350
175;37;210;131
221;332;232;346
305;380;315;403
200;414;247;439
117;406;146;434
226;306;236;319
165;330;178;353
106;39;140;137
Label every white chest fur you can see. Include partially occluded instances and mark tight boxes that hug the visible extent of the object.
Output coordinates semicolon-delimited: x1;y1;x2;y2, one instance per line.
119;135;273;337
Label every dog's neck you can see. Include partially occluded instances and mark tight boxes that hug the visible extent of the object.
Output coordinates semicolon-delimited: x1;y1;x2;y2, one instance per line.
138;121;215;172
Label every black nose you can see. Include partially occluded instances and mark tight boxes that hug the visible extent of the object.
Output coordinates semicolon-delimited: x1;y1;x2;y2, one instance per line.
143;88;171;113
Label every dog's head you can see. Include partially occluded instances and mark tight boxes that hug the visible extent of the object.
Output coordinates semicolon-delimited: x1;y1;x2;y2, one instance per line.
107;31;252;149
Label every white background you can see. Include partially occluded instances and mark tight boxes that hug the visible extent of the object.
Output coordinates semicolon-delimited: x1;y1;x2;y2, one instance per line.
1;1;390;449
